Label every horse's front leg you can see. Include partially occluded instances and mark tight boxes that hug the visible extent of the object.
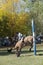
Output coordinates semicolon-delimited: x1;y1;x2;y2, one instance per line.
16;47;21;57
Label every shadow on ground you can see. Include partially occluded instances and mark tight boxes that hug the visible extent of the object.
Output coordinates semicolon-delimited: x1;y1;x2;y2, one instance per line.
21;50;43;53
21;50;43;56
0;50;15;56
0;50;43;56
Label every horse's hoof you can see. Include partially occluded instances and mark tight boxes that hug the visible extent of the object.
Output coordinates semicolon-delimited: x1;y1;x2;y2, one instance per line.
17;55;20;57
7;48;12;53
17;54;20;57
29;49;31;52
17;52;20;57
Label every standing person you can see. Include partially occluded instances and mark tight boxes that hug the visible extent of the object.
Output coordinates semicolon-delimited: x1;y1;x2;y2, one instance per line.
4;36;10;46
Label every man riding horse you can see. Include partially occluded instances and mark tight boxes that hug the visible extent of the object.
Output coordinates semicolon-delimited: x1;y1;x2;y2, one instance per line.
15;36;33;57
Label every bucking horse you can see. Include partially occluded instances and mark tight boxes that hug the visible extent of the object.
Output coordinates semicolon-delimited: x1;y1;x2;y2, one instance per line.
14;36;33;57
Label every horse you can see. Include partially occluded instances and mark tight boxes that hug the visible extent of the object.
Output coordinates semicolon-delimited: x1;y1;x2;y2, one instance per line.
14;36;33;57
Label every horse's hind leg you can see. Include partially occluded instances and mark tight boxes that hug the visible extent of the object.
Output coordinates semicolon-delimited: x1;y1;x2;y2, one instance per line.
29;44;33;52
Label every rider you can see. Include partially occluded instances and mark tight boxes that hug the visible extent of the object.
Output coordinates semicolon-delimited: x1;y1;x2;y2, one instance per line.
18;32;23;41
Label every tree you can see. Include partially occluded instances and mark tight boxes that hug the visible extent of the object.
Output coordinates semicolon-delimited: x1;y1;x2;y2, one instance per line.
23;0;43;34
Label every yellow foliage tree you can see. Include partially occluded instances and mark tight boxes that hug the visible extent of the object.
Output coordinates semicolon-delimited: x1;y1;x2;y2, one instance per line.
15;12;31;34
0;0;32;37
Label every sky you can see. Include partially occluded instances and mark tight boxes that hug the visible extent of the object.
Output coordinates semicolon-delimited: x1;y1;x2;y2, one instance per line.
14;0;30;13
0;0;30;13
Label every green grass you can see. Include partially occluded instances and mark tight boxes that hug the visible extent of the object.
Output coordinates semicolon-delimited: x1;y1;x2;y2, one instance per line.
0;44;43;65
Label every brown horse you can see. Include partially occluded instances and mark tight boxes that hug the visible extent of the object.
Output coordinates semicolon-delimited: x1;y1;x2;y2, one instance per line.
15;36;33;57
